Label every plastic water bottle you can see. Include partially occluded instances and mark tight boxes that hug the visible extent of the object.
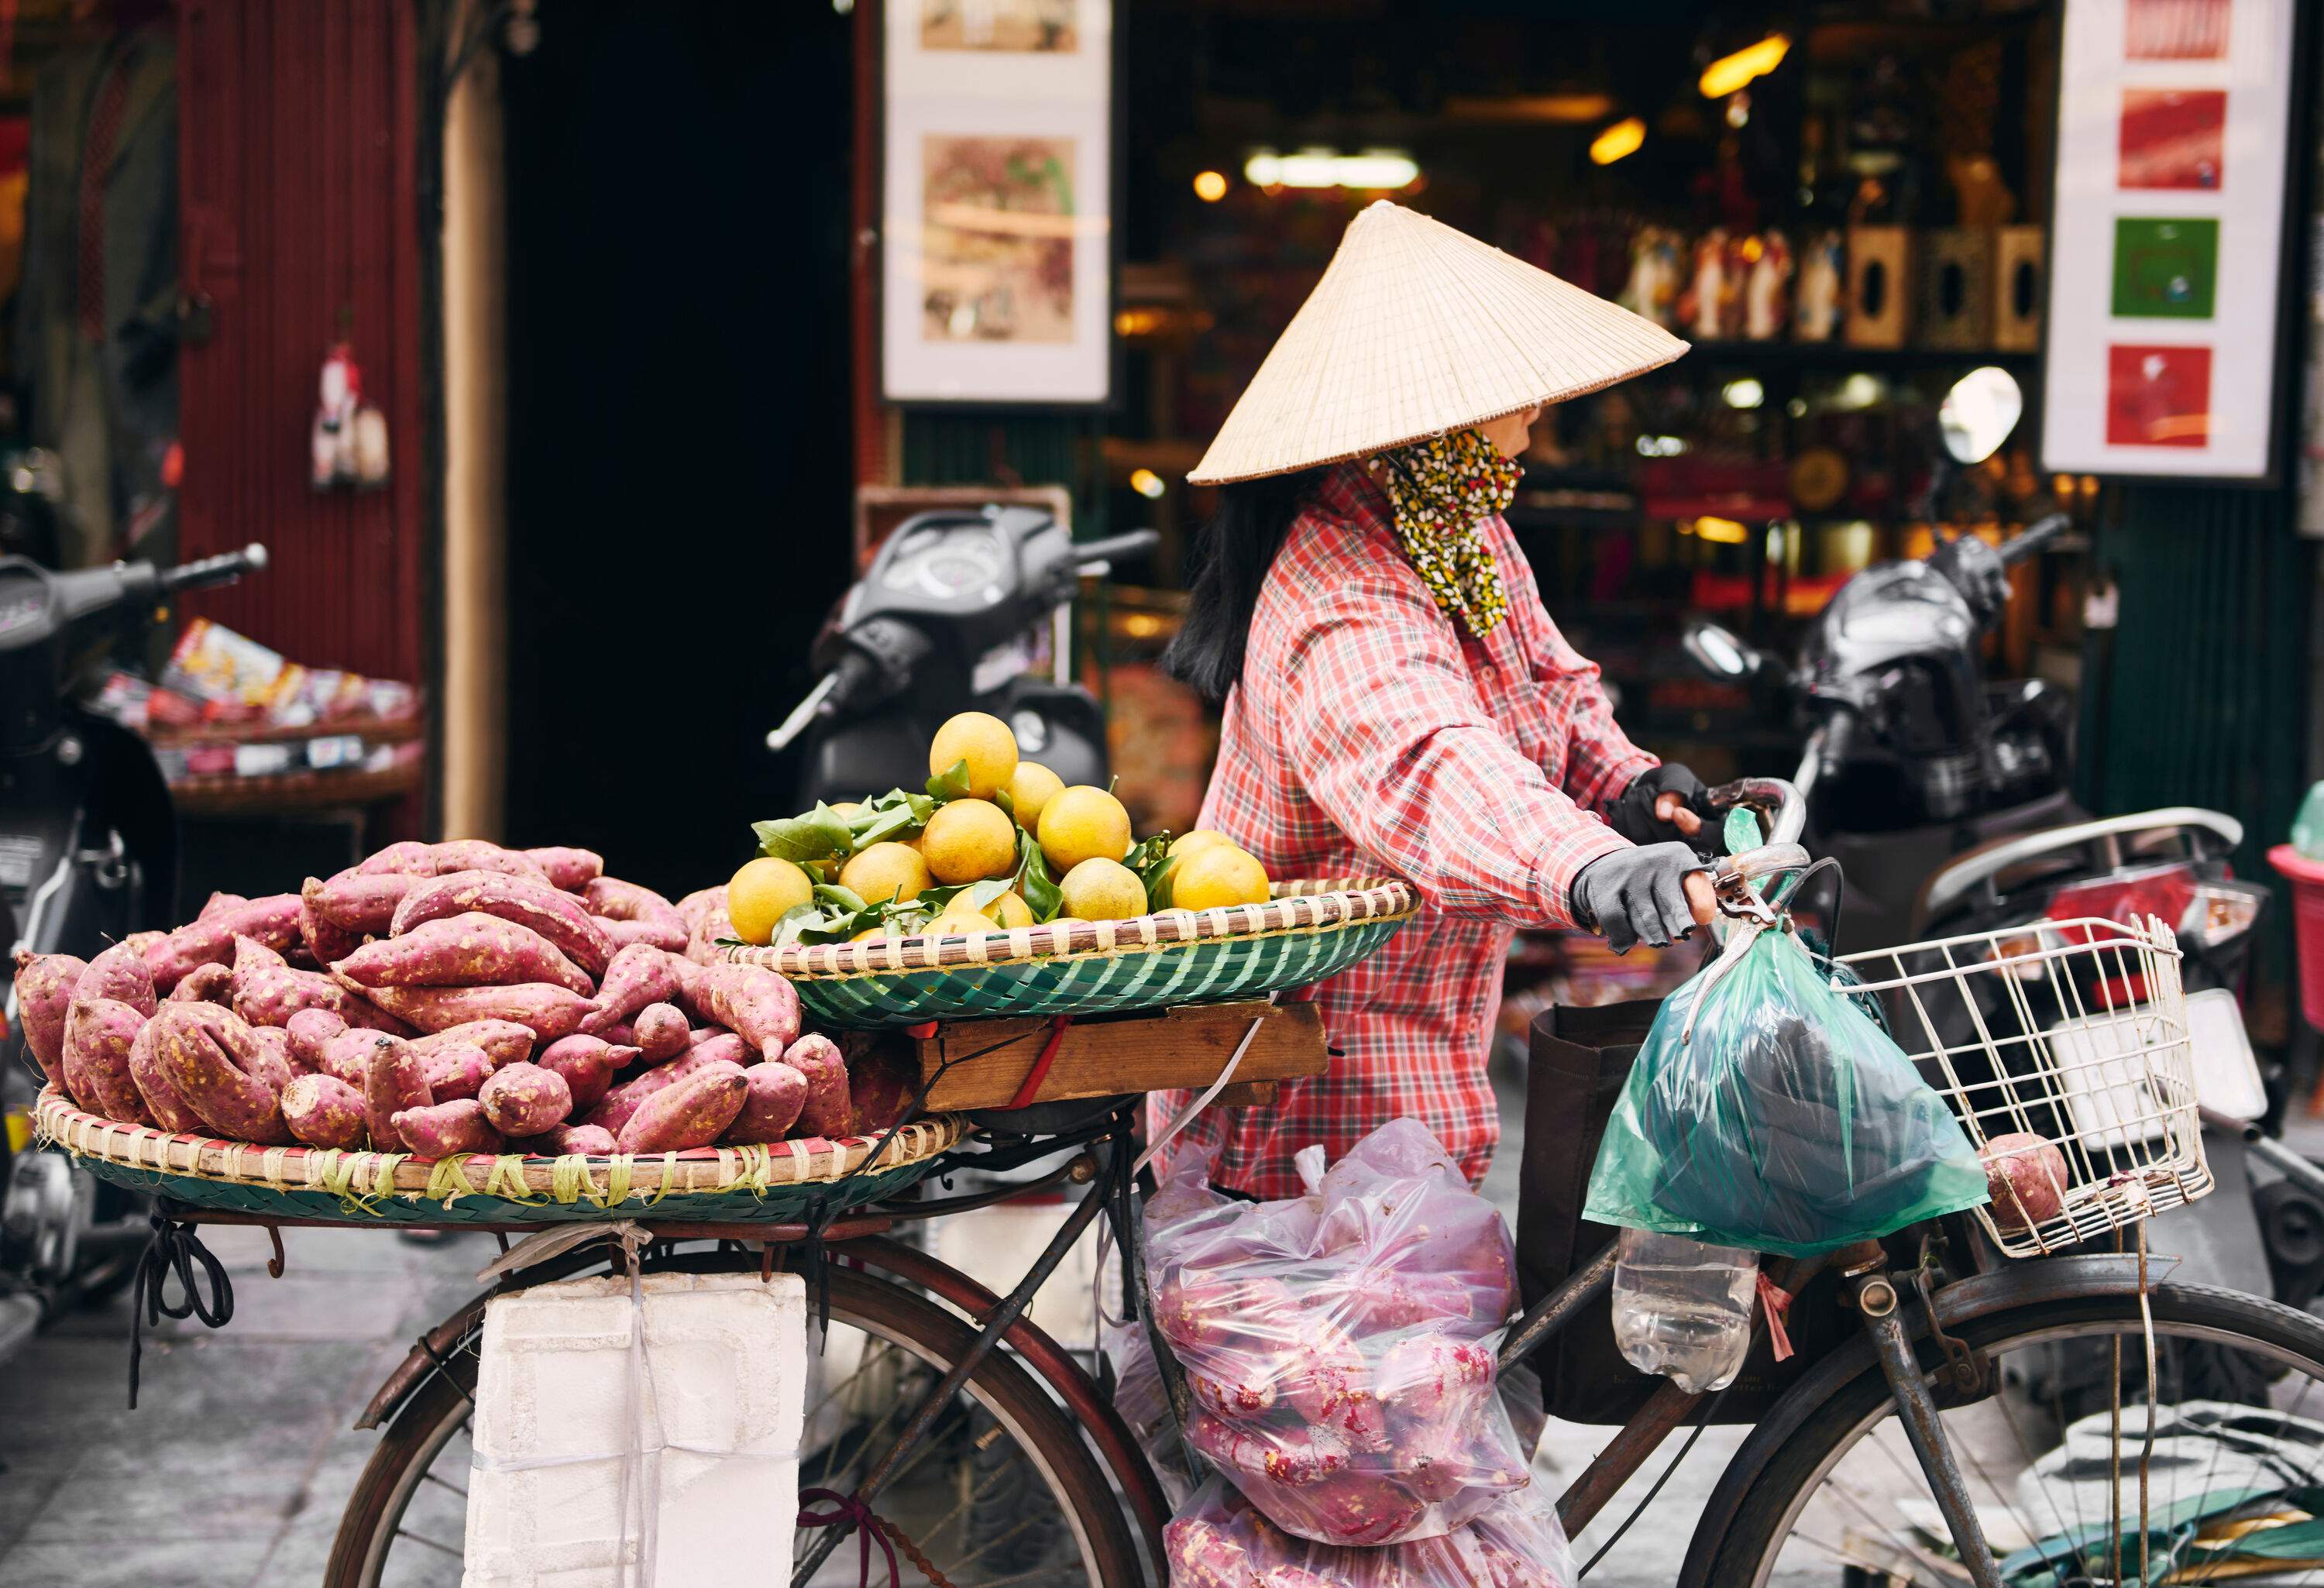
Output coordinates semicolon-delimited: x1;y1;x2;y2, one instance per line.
1610;1228;1757;1394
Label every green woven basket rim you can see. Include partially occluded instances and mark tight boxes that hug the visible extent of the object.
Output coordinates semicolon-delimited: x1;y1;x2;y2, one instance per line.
747;876;1416;982
32;1087;967;1218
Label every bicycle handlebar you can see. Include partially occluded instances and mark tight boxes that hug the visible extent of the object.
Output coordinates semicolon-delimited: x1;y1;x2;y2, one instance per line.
1073;528;1160;568
1997;513;2069;566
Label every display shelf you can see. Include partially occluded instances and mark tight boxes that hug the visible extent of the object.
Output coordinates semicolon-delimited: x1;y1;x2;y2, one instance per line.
1676;342;2042;375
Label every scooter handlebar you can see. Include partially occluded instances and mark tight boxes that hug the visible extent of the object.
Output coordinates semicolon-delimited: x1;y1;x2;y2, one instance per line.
162;543;268;593
1073;528;1160;569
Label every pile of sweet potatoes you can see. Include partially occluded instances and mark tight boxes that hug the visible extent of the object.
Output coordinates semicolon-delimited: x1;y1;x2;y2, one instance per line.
20;840;906;1161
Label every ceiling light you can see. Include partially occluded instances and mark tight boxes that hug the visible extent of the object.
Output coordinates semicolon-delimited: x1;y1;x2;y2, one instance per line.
1694;515;1750;544
1700;35;1789;99
1129;469;1166;499
1722;377;1765;410
1589;118;1645;167
1192;170;1228;202
1243;148;1418;191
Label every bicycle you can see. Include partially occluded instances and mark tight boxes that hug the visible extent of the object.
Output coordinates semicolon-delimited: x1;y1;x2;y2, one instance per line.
276;779;2324;1586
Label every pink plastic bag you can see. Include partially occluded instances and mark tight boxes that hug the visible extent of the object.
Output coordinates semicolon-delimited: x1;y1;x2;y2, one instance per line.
1147;1119;1531;1545
1165;1476;1577;1588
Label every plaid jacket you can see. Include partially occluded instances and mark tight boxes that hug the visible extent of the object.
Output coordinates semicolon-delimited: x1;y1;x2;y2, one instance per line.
1160;459;1656;1198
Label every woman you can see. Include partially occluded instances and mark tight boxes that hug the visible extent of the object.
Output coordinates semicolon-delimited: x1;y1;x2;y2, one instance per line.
1160;202;1717;1199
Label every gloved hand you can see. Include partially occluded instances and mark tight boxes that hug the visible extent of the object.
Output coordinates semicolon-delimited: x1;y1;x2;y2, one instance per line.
1573;843;1716;954
1607;764;1712;851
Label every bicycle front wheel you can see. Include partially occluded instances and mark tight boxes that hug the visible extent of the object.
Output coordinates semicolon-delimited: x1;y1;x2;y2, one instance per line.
1691;1281;2324;1588
325;1261;1145;1588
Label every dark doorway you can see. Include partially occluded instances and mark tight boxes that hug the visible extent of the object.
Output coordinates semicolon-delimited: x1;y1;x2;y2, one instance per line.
500;5;854;896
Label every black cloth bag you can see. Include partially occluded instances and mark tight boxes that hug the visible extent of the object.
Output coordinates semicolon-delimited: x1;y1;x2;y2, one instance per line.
1514;1001;1847;1425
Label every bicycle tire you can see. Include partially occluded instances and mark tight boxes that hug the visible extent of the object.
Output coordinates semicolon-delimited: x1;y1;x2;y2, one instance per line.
1684;1280;2324;1588
323;1261;1147;1588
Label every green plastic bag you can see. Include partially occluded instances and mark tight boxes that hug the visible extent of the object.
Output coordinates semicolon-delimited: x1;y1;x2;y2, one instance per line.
1583;920;1990;1257
2295;780;2324;861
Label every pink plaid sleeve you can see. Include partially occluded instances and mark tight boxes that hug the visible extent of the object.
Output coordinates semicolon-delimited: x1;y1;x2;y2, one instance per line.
1281;569;1630;926
1536;620;1657;812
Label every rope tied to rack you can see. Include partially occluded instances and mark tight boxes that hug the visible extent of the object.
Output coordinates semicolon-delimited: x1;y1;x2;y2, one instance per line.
126;1210;232;1408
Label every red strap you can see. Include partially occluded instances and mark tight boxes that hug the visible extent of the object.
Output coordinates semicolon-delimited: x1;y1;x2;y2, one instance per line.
1756;1270;1795;1363
903;1020;938;1040
1004;1015;1074;1111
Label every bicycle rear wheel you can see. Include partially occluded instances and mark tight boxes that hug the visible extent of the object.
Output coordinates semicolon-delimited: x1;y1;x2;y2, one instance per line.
1689;1281;2324;1588
324;1260;1144;1587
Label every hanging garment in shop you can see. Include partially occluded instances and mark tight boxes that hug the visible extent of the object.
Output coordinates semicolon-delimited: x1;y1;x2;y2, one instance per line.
15;22;178;569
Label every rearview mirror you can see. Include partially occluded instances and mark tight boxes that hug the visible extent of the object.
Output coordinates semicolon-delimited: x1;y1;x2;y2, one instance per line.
1938;366;2023;466
1683;621;1764;682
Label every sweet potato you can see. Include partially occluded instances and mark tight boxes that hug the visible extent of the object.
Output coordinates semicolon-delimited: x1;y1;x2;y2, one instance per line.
311;869;421;933
77;939;158;1017
316;1029;380;1088
198;892;249;922
62;997;153;1122
242;1026;296;1095
666;1033;749;1079
585;876;688;953
673;885;727;933
361;1033;432;1146
13;950;88;1089
390;870;612;981
167;961;235;1005
725;1061;808;1144
150;1004;290;1143
782;1034;851;1139
535;1034;628;1112
579;1064;684;1136
617;1067;748;1154
522;846;603;892
284;1008;349;1074
356;981;594;1043
128;1018;206;1134
234;937;407;1032
410;1019;535;1070
681;962;802;1059
479;1061;572;1138
686;895;739;966
631;1002;689;1063
143;918;235;994
1981;1132;2067;1229
847;1047;918;1137
514;1121;617;1156
428;840;547;880
299;878;366;966
422;1043;494;1102
335;912;592;996
208;892;305;956
581;944;682;1035
356;840;437;877
280;1074;369;1150
393;1098;505;1158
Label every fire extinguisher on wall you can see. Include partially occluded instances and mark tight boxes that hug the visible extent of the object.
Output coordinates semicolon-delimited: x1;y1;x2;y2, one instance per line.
310;339;390;490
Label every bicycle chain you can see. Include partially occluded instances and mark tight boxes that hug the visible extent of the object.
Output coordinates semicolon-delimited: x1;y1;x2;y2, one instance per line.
867;1511;956;1588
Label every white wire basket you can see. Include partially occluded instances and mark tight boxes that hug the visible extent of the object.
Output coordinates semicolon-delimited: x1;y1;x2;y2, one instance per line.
1836;915;2205;1258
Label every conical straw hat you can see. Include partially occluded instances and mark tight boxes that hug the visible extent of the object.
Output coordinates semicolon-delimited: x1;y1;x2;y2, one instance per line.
1188;201;1690;485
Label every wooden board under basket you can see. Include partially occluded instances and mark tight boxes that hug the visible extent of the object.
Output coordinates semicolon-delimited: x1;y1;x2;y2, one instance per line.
870;999;1329;1112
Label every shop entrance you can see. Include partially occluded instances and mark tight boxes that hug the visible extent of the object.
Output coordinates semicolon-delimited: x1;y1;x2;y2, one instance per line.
500;5;854;894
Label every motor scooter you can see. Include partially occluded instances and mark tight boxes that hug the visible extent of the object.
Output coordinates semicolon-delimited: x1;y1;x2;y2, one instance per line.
767;504;1156;803
1684;367;2078;954
0;542;269;1365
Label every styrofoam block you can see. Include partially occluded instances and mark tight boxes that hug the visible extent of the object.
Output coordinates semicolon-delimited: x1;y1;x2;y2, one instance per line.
462;1270;806;1588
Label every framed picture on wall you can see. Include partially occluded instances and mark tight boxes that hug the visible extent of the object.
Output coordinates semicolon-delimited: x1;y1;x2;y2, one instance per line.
2043;0;2305;482
882;0;1114;405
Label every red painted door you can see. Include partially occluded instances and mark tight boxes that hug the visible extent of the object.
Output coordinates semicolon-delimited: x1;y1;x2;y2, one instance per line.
173;0;425;687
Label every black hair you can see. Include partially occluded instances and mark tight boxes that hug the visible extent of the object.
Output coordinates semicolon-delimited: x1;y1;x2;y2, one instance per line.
1161;468;1327;699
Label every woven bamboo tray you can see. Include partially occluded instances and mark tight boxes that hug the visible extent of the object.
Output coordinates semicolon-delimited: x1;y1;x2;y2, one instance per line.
742;878;1417;1029
33;1088;966;1225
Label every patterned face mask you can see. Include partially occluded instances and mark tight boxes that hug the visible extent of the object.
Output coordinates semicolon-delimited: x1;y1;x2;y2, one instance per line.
1375;426;1518;637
